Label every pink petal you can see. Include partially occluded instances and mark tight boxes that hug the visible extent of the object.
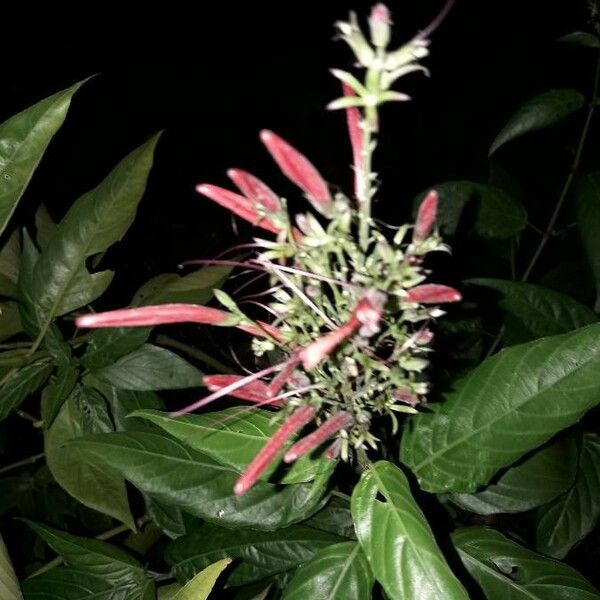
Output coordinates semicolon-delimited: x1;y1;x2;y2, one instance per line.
259;130;332;209
234;405;316;495
405;284;462;304
284;412;354;463
299;321;358;370
227;168;282;213
341;83;364;197
413;190;438;242
203;374;282;406
196;184;281;235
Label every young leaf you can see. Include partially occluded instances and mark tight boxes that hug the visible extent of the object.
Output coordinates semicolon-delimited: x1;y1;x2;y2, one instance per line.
467;278;596;343
559;31;600;48
0;80;87;237
0;534;22;600
22;520;145;586
489;89;586;156
34;204;57;249
281;541;373;600
536;433;600;558
16;230;40;338
68;430;334;530
166;524;341;586
0;359;52;422
401;323;600;493
93;344;202;390
41;360;79;426
413;181;527;238
170;558;231;600
576;172;600;312
45;386;134;529
452;436;577;515
30;134;160;332
0;230;21;296
453;527;599;599
351;461;468;600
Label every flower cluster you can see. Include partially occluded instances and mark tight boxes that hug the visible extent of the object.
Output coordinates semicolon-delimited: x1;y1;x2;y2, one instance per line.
76;2;458;495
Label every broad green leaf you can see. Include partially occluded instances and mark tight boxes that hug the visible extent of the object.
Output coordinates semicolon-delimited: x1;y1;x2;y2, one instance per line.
21;567;155;600
145;494;188;539
305;495;355;539
0;534;22;600
34;204;56;249
133;266;230;306
467;278;596;343
401;323;600;493
0;359;52;421
559;31;600;48
31;134;160;331
23;520;145;586
0;302;23;340
453;527;599;599
100;387;164;432
351;461;468;600
170;558;231;600
158;584;181;600
15;230;40;338
452;436;577;515
536;433;600;558
0;230;21;295
69;430;334;530
82;327;151;371
0;80;87;237
414;181;527;238
132;408;328;484
167;523;341;586
490;89;586;155
45;386;134;529
576;172;600;312
282;541;372;600
94;344;202;390
41;360;79;426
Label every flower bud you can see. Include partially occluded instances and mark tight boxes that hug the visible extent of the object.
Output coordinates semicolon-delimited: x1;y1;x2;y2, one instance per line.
369;3;392;49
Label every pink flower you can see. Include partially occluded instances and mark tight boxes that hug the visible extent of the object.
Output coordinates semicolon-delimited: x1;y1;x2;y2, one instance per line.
196;184;282;235
413;190;438;242
259;130;333;214
203;374;282;406
227;168;282;214
341;83;364;197
405;284;461;304
234;405;316;495
75;303;280;340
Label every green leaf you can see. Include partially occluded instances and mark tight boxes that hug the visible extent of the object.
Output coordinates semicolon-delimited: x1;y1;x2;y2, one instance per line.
133;266;230;306
100;387;164;432
131;408;328;483
536;433;600;558
453;527;600;599
351;461;468;600
45;386;134;529
30;134;160;332
0;80;87;237
0;534;22;600
170;558;231;600
94;344;202;390
21;567;155;600
490;89;586;155
22;520;145;586
82;327;151;371
34;205;57;249
559;31;600;48
305;495;356;539
576;172;600;312
0;359;52;422
467;278;596;343
414;181;527;238
0;302;23;341
452;436;577;514
0;230;21;295
401;323;600;493
16;230;40;338
69;430;334;530
41;360;79;426
167;523;340;586
145;495;188;539
281;541;372;600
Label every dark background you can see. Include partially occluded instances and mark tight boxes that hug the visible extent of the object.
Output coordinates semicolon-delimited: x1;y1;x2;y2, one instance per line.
1;0;595;301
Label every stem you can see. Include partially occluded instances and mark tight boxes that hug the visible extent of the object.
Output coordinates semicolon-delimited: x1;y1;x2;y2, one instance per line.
155;335;234;374
521;51;600;282
0;452;44;475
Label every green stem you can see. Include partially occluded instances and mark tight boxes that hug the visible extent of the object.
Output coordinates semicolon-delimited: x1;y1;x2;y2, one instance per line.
521;51;600;282
0;452;44;475
155;335;234;374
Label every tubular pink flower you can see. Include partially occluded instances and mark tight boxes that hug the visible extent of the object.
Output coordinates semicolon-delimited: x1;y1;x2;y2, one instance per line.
234;405;316;495
196;184;282;235
341;83;364;197
259;130;333;211
405;284;462;304
413;190;438;242
203;374;282;406
75;303;280;340
284;411;354;463
392;389;422;406
227;168;282;214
